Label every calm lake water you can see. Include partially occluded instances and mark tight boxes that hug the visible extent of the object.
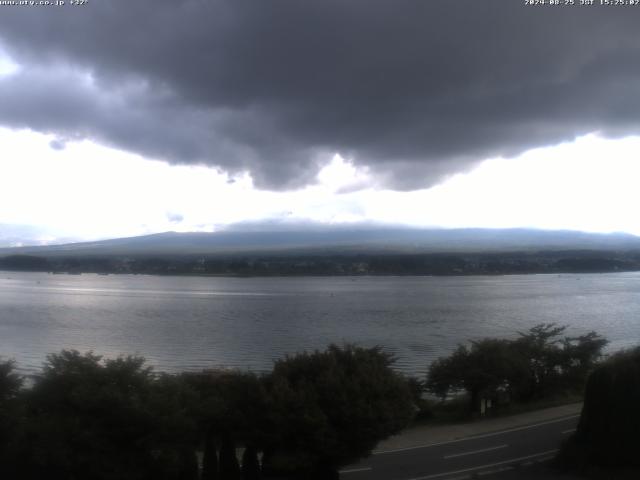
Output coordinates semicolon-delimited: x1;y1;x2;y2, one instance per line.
1;271;639;377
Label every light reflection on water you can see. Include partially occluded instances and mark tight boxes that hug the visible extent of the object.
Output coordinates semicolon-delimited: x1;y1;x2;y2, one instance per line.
1;271;639;377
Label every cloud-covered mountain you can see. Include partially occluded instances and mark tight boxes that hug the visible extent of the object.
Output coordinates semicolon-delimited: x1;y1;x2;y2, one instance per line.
2;227;640;258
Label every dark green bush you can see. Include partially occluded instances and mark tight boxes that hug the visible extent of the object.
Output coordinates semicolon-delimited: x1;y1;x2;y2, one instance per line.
558;346;640;472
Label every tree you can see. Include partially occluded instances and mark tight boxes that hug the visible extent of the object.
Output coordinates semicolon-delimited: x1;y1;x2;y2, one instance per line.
241;446;261;480
146;373;200;480
201;430;219;480
262;344;414;478
426;325;608;413
0;254;49;271
0;360;24;478
16;350;197;480
559;331;608;389
514;323;568;400
184;369;268;479
0;360;22;402
426;339;525;413
219;435;241;480
558;347;640;471
513;324;608;400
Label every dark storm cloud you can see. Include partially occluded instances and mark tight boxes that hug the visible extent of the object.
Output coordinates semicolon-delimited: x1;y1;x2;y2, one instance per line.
0;0;639;189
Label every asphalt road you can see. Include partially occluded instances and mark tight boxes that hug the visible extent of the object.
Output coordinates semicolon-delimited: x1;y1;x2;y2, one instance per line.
339;414;579;480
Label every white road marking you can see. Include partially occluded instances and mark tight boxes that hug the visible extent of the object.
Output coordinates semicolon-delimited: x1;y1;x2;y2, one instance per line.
562;428;576;434
339;467;373;474
374;415;579;454
404;449;558;480
443;444;508;459
476;465;513;477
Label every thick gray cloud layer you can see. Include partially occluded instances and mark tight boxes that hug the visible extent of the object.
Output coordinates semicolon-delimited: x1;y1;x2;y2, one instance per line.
1;1;639;189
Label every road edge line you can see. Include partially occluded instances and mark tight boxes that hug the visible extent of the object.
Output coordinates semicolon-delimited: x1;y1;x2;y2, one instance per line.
374;415;579;454
443;444;508;459
405;449;558;480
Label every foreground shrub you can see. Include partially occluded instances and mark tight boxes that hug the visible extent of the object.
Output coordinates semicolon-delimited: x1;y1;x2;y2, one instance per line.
1;345;417;479
262;344;414;478
558;346;640;471
0;359;23;478
13;351;198;480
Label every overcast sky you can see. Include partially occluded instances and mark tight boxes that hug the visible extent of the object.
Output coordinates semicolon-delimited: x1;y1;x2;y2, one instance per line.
2;0;640;245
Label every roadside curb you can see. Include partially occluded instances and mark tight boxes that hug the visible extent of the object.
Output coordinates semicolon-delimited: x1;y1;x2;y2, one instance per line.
375;403;583;453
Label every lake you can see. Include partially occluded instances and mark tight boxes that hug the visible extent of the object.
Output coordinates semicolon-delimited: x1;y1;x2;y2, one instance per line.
1;271;639;377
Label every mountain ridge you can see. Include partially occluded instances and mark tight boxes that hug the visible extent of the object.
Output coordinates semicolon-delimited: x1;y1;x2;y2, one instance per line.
2;227;640;258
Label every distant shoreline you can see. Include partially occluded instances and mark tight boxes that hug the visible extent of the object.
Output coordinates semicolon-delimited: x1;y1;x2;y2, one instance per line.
2;248;640;278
